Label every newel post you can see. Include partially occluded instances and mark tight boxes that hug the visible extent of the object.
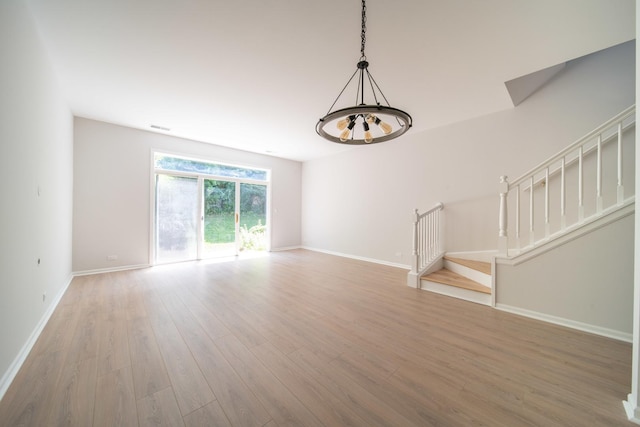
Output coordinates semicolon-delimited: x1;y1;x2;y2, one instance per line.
498;176;509;256
412;209;420;271
407;209;420;288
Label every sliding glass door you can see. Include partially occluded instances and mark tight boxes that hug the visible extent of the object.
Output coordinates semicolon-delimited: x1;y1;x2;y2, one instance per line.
239;183;267;252
154;154;269;264
203;179;237;258
155;174;199;263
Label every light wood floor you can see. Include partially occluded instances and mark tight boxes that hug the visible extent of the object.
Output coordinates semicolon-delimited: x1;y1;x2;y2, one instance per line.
0;249;633;426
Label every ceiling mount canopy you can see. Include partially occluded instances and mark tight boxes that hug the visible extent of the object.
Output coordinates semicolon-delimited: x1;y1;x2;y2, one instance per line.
316;0;412;145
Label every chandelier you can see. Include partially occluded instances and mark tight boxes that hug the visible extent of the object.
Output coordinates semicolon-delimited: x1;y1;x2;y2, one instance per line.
316;0;412;145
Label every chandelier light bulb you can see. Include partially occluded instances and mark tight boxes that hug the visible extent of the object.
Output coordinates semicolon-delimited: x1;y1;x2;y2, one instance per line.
366;114;392;135
363;122;373;143
339;120;356;142
337;115;356;131
379;121;393;135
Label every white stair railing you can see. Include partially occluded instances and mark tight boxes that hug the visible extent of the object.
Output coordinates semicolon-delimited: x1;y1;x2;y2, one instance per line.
408;202;444;287
498;105;635;257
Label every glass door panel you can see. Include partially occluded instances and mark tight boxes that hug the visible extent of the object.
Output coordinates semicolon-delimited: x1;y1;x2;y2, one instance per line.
203;179;237;258
239;183;268;252
155;174;198;263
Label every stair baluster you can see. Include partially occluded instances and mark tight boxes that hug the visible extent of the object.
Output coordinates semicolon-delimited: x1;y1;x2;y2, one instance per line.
498;105;635;257
408;202;444;288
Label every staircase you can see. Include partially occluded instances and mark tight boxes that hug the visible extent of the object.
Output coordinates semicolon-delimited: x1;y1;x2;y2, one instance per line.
420;256;492;306
408;105;635;309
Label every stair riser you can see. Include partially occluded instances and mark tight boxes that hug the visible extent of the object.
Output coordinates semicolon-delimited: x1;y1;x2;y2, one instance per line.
420;280;492;306
443;259;491;288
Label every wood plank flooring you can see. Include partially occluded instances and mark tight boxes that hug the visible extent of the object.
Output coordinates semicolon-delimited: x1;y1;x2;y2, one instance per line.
0;249;632;426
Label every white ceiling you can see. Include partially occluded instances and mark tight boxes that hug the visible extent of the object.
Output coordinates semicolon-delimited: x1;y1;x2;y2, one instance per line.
27;0;635;161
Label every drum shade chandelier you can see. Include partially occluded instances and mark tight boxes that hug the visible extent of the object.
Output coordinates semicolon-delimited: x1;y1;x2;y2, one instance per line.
316;0;412;145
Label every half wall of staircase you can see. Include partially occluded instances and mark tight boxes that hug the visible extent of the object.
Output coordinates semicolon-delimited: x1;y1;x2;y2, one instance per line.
495;203;634;341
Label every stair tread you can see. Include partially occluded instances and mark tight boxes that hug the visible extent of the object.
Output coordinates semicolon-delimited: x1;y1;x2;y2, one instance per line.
422;268;491;294
444;256;491;275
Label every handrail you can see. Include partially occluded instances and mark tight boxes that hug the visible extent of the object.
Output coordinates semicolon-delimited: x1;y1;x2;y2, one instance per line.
416;202;444;221
408;202;444;287
519;119;636;192
509;105;635;188
498;105;635;256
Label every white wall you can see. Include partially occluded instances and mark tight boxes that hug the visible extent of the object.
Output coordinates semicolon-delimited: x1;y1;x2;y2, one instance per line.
496;211;635;339
73;118;302;272
302;41;635;266
0;1;73;397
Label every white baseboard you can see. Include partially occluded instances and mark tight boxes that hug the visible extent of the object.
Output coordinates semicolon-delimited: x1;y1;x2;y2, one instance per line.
72;263;151;276
302;246;410;270
496;303;632;342
270;245;303;252
407;272;420;288
0;274;73;401
623;395;640;424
